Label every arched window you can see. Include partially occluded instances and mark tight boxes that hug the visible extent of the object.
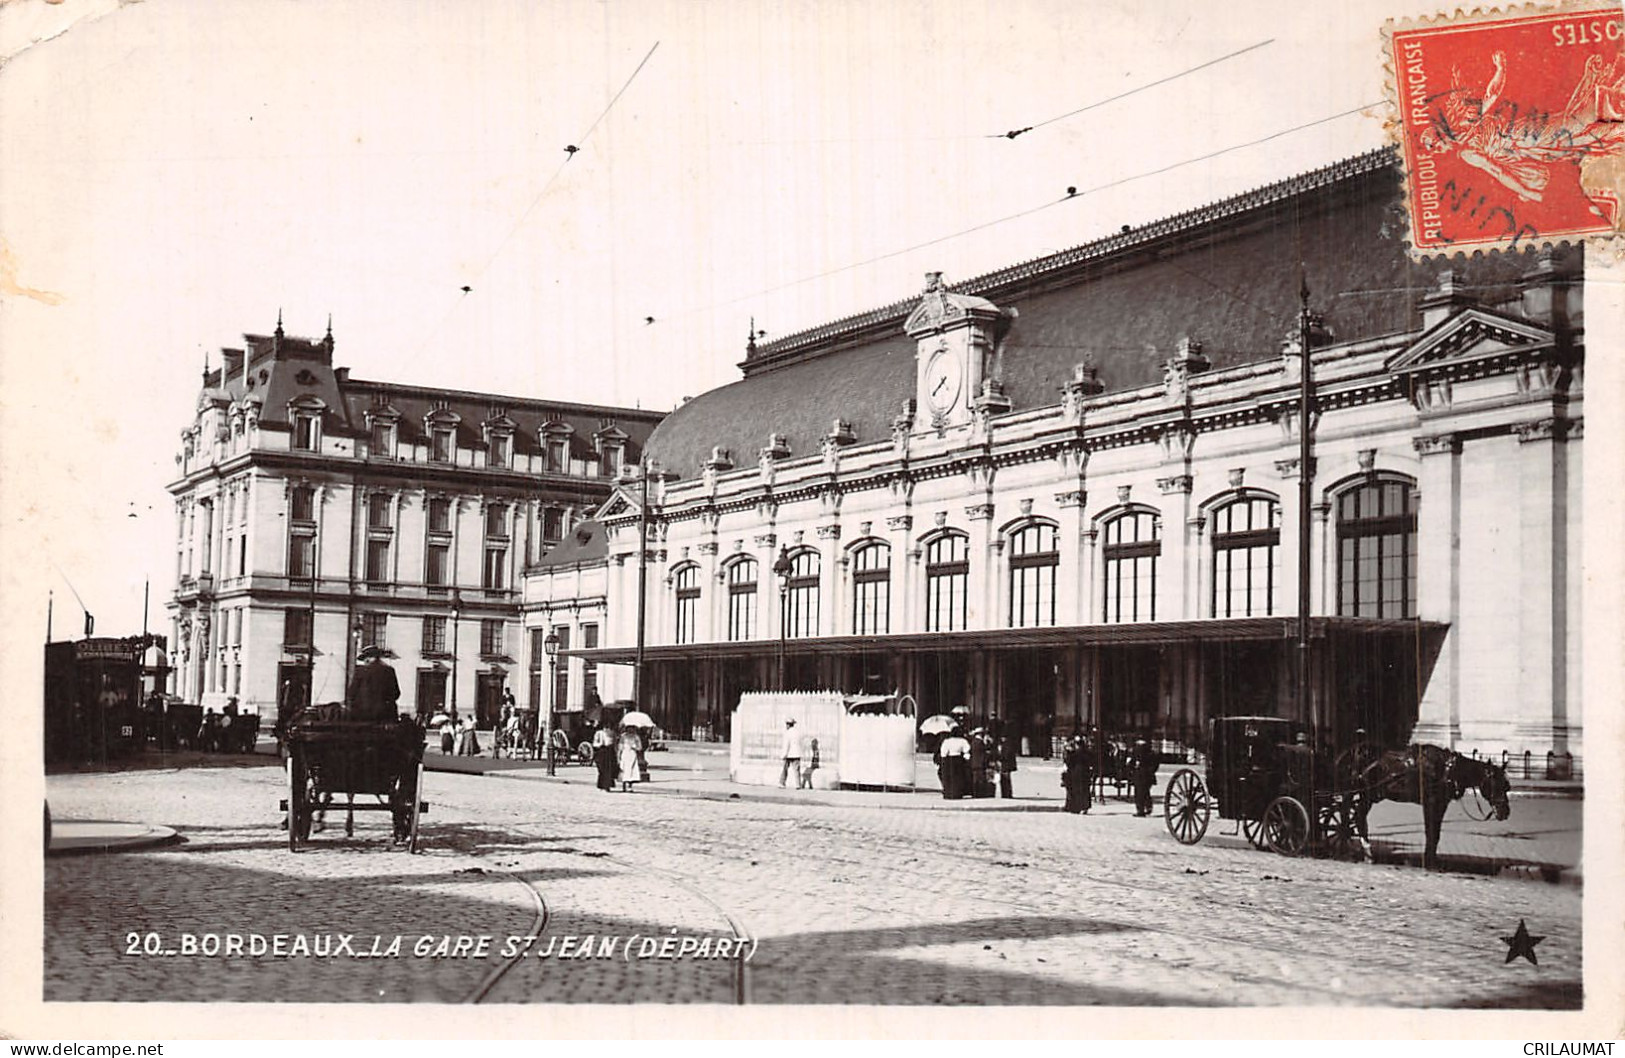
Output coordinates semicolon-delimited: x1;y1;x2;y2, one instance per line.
781;550;820;638
673;564;701;645
851;542;891;634
1102;509;1160;623
1008;523;1059;627
726;558;758;641
1337;478;1417;618
924;532;970;632
1211;495;1280;617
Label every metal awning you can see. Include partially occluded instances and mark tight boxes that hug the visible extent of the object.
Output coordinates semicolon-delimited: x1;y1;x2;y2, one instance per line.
563;616;1447;664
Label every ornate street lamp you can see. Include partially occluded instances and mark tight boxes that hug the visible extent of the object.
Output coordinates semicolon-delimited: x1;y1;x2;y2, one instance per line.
543;629;560;776
772;544;793;692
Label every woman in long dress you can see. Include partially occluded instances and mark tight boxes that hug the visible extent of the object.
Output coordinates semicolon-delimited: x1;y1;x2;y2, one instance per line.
616;726;643;793
592;721;617;791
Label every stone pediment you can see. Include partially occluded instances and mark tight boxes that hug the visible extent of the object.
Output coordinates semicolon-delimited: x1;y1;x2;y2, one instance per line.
1385;307;1554;376
596;487;643;521
904;272;999;336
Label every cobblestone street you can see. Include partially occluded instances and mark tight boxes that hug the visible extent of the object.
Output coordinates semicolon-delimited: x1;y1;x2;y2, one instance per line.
43;758;1582;1009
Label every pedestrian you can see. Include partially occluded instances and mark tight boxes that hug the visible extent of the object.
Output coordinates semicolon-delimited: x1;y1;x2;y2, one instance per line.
347;646;401;722
438;710;456;754
1061;733;1093;813
592;720;617;791
800;736;818;789
968;728;993;798
996;724;1019;799
778;718;804;789
1130;737;1160;816
617;724;643;792
936;727;971;800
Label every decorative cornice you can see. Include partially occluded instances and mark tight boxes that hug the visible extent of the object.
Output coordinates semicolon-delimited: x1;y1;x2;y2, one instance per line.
1055;490;1085;509
697;542;719;556
1274;457;1316;479
816;524;841;540
1157;474;1192;495
753;533;777;548
1412;433;1459;457
965;503;995;521
1514;418;1561;443
886;515;914;531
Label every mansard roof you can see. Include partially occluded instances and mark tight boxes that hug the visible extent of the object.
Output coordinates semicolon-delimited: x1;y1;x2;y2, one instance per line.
645;151;1560;480
533;518;608;568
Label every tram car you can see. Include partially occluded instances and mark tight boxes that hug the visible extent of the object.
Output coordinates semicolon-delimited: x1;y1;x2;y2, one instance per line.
44;637;147;765
1161;715;1365;858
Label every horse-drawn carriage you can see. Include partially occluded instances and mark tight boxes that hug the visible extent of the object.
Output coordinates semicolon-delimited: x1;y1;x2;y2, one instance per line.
1162;716;1368;857
1163;715;1513;865
279;709;427;852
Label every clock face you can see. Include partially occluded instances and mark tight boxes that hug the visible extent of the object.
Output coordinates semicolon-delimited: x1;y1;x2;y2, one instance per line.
924;347;963;413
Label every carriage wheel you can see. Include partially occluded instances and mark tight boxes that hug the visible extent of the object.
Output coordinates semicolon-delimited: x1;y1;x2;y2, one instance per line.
1317;798;1361;860
1162;768;1210;845
407;762;424;854
1241;816;1269;850
288;754;310;852
1263;796;1311;856
577;741;593;765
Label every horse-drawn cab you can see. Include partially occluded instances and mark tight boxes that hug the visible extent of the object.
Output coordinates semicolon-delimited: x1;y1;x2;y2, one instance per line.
279;703;428;852
1164;715;1365;858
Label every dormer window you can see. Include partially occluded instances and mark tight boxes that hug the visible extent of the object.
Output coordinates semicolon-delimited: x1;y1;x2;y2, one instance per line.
487;432;511;469
370;420;396;459
548;438;568;472
602;443;623;477
293;412;320;451
431;426;454;463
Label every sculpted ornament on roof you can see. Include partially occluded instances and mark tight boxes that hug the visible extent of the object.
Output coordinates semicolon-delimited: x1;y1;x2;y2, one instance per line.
903;272;999;335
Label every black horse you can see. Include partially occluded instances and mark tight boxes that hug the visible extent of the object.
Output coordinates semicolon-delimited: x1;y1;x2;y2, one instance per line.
1358;744;1511;868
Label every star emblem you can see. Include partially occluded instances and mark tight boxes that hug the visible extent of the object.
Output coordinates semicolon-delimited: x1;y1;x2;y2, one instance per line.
1501;919;1544;965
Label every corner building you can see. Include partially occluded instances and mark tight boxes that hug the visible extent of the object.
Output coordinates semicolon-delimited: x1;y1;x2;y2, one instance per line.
559;150;1585;767
167;321;662;724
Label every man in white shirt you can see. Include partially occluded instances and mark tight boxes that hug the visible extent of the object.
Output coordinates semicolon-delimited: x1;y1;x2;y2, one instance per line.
779;718;804;788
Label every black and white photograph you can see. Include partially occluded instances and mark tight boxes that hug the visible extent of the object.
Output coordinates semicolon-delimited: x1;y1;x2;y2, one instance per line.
3;0;1621;1040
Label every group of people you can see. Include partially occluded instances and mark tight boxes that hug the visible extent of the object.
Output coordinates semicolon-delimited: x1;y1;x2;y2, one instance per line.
933;723;1019;800
777;718;822;789
1060;731;1162;816
594;720;649;793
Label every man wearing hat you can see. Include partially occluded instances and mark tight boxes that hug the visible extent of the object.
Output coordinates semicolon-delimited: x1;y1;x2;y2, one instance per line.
348;645;401;722
779;718;805;789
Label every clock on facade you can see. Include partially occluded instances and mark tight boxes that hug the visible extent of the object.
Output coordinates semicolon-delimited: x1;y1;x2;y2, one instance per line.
924;345;963;413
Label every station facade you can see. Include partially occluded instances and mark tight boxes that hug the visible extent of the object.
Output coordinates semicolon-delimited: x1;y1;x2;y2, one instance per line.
166;321;662;724
550;150;1584;765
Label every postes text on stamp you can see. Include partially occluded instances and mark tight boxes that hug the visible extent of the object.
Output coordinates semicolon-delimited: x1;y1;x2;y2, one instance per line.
1388;4;1625;257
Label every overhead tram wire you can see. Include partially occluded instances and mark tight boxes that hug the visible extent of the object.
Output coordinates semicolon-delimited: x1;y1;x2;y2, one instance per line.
406;41;661;362
987;38;1275;140
644;101;1383;331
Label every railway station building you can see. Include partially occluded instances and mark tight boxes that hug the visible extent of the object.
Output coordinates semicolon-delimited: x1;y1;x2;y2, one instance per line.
166;320;663;725
547;149;1584;768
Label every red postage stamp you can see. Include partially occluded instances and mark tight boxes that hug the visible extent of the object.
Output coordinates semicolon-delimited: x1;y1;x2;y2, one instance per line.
1387;4;1625;257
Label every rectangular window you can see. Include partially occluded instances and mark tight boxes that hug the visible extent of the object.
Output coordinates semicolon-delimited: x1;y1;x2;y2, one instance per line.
728;564;758;641
365;538;390;583
427;497;450;533
290;486;315;523
368;493;392;528
548;439;568;473
284;608;312;647
431;428;453;463
483;547;507;590
529;628;547;670
416;670;447;717
287;534;315;578
480;619;504;657
581;624;599;705
551;625;571;709
542;508;564;541
360;612;387;650
370;421;394;458
602;445;623;477
422;615;447;655
293;414;318;451
485;503;508;538
425;543;450;587
488;434;511;468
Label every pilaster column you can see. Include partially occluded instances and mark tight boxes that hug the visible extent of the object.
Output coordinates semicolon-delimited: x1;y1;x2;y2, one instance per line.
886;515;914;632
755;531;779;641
965;503;995;629
1515;419;1561;753
1186;514;1207;620
1274;458;1307;625
1056;490;1086;624
1157;475;1193;620
1412;433;1462;746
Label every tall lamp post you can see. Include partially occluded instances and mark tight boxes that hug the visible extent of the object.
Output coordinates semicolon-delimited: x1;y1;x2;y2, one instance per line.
449;590;462;721
772;545;793;692
543;629;560;775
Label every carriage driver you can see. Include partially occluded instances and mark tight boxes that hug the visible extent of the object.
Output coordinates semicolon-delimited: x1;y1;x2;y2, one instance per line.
348;645;402;722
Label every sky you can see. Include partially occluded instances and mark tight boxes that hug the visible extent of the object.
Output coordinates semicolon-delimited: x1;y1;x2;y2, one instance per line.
0;0;1444;639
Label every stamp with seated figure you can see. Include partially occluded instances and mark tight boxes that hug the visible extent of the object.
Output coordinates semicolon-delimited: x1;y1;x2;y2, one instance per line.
1386;3;1625;257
